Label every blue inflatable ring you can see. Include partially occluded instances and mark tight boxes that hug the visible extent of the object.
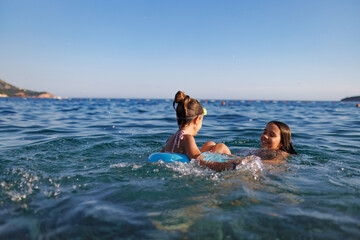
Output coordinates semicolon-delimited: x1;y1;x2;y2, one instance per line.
147;152;232;163
147;153;190;163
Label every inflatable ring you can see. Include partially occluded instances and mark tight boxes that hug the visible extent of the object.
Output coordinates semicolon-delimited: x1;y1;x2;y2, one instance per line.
147;152;232;163
147;153;190;163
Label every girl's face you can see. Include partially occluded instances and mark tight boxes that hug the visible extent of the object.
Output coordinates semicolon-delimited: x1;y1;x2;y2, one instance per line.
261;123;282;150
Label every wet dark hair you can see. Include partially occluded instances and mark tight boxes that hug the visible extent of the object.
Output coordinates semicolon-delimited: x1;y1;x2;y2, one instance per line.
268;121;297;155
173;91;203;127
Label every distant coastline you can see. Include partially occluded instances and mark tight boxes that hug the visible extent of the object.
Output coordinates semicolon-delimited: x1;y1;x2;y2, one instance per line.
0;79;56;98
340;96;360;102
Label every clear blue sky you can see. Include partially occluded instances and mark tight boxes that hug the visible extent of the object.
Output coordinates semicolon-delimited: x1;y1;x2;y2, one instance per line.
1;0;359;100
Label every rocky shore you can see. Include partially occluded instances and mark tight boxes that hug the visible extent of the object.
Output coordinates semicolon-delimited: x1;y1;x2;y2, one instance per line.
0;79;56;98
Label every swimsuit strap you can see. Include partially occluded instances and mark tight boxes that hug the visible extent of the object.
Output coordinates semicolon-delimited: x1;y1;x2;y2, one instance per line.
171;130;185;152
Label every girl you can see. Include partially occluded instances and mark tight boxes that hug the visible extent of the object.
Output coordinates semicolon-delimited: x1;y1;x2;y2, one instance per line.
203;120;298;170
256;121;297;161
161;91;230;160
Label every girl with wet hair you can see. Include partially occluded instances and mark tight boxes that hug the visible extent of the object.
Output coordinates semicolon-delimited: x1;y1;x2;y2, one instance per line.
160;91;230;160
260;121;297;155
254;120;297;162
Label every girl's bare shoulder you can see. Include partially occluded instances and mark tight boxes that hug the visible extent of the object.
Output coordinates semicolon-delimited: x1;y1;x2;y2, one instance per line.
255;149;289;161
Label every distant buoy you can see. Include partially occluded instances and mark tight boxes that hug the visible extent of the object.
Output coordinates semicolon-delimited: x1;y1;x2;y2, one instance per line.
221;101;226;106
356;104;360;107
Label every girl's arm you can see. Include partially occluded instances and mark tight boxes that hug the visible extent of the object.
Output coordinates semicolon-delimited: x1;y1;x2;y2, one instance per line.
198;157;242;172
182;135;202;159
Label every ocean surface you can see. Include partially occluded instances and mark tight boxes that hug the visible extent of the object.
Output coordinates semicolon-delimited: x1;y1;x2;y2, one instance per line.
0;97;359;239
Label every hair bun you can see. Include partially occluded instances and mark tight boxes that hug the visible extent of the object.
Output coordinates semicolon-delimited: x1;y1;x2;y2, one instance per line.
175;91;186;102
173;91;187;109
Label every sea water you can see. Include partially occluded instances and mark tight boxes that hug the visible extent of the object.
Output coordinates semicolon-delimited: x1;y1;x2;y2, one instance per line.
0;98;359;239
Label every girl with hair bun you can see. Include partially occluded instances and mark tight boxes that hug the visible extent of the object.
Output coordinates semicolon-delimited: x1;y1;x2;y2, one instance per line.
160;91;231;160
